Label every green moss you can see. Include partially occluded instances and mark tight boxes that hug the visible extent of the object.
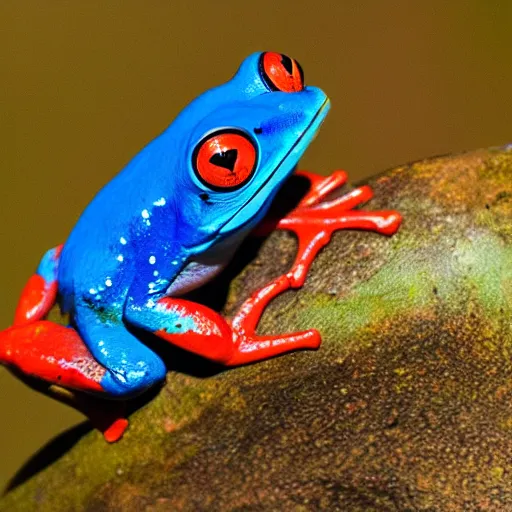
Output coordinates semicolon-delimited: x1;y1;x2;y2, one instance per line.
0;374;228;511
479;152;512;183
288;232;512;346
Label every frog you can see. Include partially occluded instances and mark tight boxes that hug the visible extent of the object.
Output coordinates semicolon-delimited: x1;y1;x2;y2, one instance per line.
0;52;402;442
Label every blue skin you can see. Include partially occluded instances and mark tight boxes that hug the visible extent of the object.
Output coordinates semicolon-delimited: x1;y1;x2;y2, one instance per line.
42;53;329;396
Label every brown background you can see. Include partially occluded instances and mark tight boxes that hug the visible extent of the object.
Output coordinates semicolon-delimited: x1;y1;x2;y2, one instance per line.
0;1;511;492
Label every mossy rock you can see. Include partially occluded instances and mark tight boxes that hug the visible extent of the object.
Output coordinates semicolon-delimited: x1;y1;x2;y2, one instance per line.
1;146;512;511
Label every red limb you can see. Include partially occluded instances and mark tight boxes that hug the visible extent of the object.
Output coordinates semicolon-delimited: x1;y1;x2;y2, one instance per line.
294;169;349;207
0;321;104;393
4;243;130;442
153;290;320;366
149;170;400;368
0;321;129;442
14;275;58;327
1;170;401;443
277;170;402;286
14;244;63;326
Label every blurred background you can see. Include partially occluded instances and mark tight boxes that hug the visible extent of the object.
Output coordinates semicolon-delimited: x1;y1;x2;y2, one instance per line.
1;1;511;492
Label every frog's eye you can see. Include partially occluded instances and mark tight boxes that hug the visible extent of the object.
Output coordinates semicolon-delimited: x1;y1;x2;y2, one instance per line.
193;129;257;190
259;52;304;93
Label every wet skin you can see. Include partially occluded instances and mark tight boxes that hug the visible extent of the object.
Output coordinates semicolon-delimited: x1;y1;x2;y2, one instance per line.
0;52;402;441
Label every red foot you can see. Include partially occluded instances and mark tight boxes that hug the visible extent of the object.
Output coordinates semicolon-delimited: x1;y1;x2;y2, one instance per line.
80;400;129;443
226;273;321;366
277;170;402;286
104;418;129;443
223;170;401;364
223;169;402;362
294;169;349;207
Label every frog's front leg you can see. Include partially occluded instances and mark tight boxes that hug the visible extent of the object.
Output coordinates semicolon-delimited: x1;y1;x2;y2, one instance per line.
124;277;320;367
276;169;402;286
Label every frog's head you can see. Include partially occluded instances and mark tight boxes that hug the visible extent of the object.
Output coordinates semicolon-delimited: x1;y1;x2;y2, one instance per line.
168;52;330;249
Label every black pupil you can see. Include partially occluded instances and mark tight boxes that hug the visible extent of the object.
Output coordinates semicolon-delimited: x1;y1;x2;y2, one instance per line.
280;54;294;75
210;149;238;172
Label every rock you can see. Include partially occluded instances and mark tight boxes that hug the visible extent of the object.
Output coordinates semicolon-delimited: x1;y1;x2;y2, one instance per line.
1;146;511;511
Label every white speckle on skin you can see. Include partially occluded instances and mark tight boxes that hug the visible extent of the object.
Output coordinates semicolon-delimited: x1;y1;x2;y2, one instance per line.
120;237;127;245
172;260;178;266
116;373;127;384
100;348;109;356
127;370;146;379
117;255;124;262
153;270;159;277
153;197;166;206
95;294;102;300
89;288;97;294
148;282;155;290
105;278;113;287
98;341;105;347
149;255;156;265
141;209;150;219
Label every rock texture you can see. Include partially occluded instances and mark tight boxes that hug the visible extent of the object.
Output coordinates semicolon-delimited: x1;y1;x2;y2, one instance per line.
1;146;511;511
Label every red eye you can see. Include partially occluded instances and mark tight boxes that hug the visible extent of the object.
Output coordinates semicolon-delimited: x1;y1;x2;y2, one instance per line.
193;129;257;190
259;52;304;93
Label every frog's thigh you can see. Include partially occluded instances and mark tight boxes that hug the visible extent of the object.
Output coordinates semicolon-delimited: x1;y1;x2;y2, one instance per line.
74;305;166;397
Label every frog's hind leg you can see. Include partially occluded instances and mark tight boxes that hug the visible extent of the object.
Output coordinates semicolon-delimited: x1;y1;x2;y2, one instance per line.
14;245;63;326
0;321;105;392
0;320;128;442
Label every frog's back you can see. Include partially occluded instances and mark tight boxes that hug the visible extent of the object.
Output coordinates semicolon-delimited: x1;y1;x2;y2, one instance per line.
58;132;178;309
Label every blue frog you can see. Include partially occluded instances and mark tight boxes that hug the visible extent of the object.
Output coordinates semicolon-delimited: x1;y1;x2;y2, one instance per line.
0;52;401;441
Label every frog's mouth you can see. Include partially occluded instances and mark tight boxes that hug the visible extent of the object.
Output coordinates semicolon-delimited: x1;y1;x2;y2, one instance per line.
218;97;330;236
